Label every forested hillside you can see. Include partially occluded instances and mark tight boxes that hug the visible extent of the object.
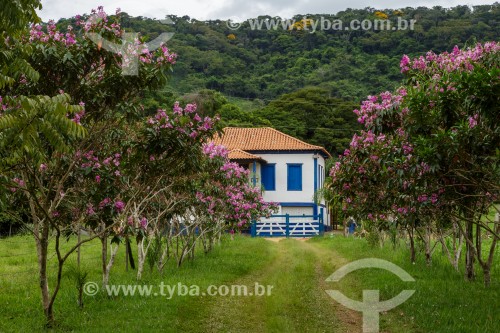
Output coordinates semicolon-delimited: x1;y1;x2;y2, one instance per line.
57;4;500;154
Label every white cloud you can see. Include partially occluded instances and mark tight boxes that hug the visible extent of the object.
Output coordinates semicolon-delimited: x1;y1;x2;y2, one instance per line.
38;0;497;21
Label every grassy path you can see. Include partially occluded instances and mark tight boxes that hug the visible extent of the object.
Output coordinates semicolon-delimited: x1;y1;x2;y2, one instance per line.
3;235;497;332
198;238;362;333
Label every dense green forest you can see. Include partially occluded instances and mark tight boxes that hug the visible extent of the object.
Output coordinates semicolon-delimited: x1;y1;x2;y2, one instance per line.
56;4;500;155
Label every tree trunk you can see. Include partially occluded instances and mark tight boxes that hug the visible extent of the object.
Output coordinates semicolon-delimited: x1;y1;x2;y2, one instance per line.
476;223;482;264
483;267;491;287
465;220;475;281
408;228;416;264
137;239;144;280
425;226;432;266
453;223;463;271
103;244;119;287
77;230;81;269
137;238;150;280
35;220;53;325
46;230;66;327
101;235;108;287
478;219;499;287
125;238;129;272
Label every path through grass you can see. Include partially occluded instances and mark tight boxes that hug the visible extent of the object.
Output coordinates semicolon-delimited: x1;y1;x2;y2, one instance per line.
1;234;498;332
196;238;356;332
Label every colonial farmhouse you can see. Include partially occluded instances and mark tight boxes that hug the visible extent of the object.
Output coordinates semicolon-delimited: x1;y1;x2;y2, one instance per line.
213;127;331;232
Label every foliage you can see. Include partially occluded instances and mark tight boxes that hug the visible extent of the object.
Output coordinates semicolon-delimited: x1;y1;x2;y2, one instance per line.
2;6;279;324
328;42;500;284
51;5;500;156
80;5;500;101
254;87;360;155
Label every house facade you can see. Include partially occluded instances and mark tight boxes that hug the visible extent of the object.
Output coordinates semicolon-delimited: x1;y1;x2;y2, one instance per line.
213;127;330;228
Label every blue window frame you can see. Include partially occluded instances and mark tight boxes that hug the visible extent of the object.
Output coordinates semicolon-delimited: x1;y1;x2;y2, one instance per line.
261;164;276;191
287;164;302;191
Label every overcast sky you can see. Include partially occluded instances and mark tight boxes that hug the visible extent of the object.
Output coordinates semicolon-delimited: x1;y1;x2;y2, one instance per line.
38;0;497;22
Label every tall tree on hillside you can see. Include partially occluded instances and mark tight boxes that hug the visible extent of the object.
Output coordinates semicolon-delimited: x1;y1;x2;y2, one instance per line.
254;87;360;155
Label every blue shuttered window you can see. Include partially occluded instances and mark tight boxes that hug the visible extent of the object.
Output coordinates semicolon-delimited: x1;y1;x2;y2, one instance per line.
261;164;276;191
287;164;302;191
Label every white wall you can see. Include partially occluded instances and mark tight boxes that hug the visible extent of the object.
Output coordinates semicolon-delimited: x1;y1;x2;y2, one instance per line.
257;152;326;207
281;206;314;216
243;152;330;226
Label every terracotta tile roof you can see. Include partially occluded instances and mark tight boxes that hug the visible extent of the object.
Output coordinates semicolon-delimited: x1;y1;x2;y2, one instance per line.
213;127;330;157
227;149;265;161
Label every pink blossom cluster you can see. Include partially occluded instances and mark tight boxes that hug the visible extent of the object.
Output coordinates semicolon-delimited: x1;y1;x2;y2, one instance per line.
29;7;177;70
29;20;77;46
220;162;249;179
114;201;125;213
86;203;96;215
9;177;26;192
349;130;388;150
136;43;177;67
400;42;499;74
353;91;405;129
197;183;277;228
76;6;115;35
123;215;148;231
76;7;177;67
148;102;218;140
76;150;123;182
329;161;341;178
393;206;415;215
330;123;437;219
89;197;126;215
226;184;274;227
98;197;112;209
196;192;223;216
202;143;228;159
417;193;440;204
468;114;479;129
71;102;86;125
149;45;177;66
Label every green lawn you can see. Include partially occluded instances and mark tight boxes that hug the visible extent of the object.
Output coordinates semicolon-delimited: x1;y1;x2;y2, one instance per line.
0;234;498;332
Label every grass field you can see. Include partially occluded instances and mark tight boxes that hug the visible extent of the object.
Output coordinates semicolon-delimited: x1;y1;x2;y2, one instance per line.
0;233;498;332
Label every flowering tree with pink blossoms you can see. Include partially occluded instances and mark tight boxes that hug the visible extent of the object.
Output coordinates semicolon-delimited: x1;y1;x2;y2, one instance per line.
115;101;223;278
2;6;277;322
195;142;278;249
329;42;499;285
106;104;277;276
0;7;176;324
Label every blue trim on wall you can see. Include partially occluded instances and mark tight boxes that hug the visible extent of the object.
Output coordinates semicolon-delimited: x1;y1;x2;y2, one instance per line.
280;202;315;207
247;150;329;158
313;157;318;216
314;158;318;193
252;161;257;186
